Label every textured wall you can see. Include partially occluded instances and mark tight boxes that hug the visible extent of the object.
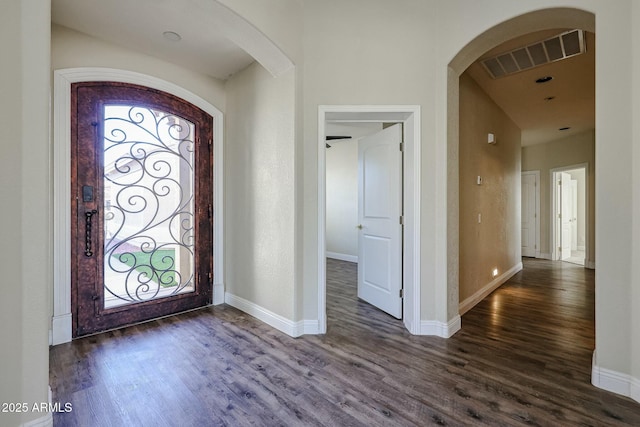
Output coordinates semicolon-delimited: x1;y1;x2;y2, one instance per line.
458;73;522;303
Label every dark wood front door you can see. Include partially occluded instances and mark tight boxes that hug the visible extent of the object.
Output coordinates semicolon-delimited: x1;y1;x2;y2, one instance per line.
71;82;213;337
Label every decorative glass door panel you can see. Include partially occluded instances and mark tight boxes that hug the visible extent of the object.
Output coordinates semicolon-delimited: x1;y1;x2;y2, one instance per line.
72;82;213;337
103;105;196;308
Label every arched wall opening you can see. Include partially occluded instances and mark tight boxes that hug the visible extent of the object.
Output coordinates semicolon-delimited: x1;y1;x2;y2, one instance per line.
445;3;597;377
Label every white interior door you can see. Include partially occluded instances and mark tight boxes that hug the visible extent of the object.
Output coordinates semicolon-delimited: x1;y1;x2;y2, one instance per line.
560;172;573;260
570;179;578;251
521;172;537;257
357;124;402;319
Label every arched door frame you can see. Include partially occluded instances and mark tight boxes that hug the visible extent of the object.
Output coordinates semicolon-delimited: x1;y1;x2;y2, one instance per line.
52;68;224;345
446;4;599;386
446;7;596;321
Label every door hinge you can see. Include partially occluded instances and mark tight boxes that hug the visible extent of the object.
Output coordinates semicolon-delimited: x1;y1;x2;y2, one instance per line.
399;142;404;152
558;246;562;252
208;203;212;219
399;289;404;298
399;215;404;225
208;139;212;150
208;272;213;283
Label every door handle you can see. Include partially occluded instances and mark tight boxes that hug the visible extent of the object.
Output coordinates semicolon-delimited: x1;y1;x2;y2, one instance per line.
357;224;363;229
84;209;98;257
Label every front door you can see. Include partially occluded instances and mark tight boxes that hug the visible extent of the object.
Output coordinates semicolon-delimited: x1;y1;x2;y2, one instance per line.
357;124;403;319
71;82;213;337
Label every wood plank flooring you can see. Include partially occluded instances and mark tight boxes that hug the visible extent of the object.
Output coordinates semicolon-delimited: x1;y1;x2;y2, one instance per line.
50;258;640;426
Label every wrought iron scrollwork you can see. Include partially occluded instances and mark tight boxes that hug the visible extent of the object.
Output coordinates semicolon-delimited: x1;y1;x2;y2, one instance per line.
102;105;196;308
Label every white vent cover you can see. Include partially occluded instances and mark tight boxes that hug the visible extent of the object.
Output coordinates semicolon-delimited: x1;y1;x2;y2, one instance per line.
481;29;586;79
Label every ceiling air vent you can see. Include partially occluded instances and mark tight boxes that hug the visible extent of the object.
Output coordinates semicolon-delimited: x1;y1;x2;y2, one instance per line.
481;29;586;79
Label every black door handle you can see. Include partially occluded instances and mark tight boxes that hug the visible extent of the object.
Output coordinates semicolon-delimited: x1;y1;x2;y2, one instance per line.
84;209;98;257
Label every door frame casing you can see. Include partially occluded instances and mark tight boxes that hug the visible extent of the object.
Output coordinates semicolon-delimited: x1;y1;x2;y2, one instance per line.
521;170;541;259
317;105;421;334
550;163;589;264
52;68;224;345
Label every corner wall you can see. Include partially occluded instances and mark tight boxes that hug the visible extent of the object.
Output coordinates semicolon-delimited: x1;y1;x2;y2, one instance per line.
458;73;522;310
224;62;298;331
0;1;51;426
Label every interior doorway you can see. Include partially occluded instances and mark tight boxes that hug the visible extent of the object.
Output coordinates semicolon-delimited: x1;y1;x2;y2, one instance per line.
325;123;403;319
318;106;421;335
552;164;588;266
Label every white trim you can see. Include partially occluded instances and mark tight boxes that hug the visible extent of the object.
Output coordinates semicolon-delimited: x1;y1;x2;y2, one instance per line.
420;315;461;338
539;252;553;260
212;283;225;305
632;376;640;403
51;314;72;346
224;292;306;337
459;262;523;315
326;252;358;263
22;414;53;427
52;68;224;344
592;355;640;403
586;260;596;270
521;170;541;258
318;105;421;336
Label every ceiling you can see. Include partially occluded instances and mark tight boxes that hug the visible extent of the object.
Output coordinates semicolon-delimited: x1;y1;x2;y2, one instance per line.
52;0;255;80
466;29;595;146
51;3;594;147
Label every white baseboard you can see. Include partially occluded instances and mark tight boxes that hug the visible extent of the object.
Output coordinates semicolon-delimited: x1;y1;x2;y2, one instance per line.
459;262;523;315
51;313;72;346
585;260;596;270
633;377;640;403
591;352;640;403
212;282;225;305
22;413;53;427
419;315;461;338
539;252;552;260
224;292;306;338
326;251;358;263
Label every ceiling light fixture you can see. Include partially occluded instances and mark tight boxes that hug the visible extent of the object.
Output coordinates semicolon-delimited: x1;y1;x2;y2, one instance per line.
536;76;553;84
162;31;182;42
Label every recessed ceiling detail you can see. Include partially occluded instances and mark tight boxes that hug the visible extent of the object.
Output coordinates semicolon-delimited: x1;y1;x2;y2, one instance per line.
481;29;586;79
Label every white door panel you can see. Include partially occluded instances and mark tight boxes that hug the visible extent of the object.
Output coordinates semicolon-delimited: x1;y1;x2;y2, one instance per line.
521;173;537;257
560;172;572;260
358;124;402;319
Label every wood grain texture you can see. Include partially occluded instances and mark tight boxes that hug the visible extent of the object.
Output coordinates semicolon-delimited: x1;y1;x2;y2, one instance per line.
50;258;640;426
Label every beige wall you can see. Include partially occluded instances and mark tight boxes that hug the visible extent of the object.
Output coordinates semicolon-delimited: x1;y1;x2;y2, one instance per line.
631;0;640;392
0;1;51;426
224;62;297;320
459;73;522;303
522;131;595;264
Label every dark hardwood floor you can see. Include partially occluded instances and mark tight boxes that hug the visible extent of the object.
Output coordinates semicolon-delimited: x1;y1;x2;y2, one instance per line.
50;258;640;426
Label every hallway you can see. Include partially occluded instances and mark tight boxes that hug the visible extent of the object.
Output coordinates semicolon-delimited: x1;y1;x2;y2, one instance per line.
49;258;640;426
